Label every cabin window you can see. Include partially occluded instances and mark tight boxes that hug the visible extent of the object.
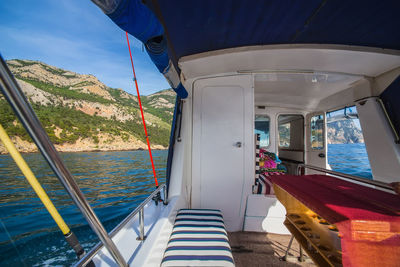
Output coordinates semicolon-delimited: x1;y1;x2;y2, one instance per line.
278;122;290;147
278;115;304;165
278;115;304;149
310;115;324;149
255;115;270;147
326;106;372;179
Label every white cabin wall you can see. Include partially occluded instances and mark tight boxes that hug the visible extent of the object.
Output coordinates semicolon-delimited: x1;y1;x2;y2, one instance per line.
189;75;254;231
167;77;199;209
372;67;400;96
168;98;191;204
316;78;372;111
356;97;400;183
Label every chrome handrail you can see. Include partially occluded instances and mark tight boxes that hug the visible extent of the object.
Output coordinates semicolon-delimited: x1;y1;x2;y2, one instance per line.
0;56;127;267
299;164;394;191
75;184;167;267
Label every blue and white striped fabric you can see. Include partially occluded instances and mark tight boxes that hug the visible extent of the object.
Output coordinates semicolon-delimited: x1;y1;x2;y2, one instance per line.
161;209;235;267
253;134;261;194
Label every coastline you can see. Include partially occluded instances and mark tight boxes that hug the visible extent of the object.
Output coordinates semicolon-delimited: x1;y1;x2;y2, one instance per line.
0;148;168;155
0;135;167;155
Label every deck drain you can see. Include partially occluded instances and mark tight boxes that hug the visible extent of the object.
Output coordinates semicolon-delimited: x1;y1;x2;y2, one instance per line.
300;226;311;231
294;220;306;225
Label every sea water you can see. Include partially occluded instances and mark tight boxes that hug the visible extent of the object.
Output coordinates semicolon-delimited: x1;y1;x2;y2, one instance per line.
328;143;372;179
0;144;372;266
0;150;167;266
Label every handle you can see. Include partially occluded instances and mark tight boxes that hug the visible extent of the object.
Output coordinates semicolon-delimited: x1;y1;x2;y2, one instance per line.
235;142;242;148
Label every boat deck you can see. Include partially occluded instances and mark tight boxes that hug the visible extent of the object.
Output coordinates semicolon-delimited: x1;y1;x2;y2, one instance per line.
228;232;316;267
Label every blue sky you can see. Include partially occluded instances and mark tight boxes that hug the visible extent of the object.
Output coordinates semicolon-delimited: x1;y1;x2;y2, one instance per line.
0;0;170;95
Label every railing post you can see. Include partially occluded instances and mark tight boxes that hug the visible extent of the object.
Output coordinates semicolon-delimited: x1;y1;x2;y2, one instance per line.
75;185;166;266
299;244;304;262
282;235;294;261
163;185;168;205
137;208;146;241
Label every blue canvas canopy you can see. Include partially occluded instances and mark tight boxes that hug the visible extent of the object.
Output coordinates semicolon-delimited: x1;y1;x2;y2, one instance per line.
94;0;400;99
155;0;400;61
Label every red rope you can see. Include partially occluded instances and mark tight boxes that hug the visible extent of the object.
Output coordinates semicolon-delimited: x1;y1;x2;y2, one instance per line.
125;32;159;187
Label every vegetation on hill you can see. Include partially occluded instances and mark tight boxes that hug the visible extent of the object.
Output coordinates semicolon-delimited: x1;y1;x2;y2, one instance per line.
141;89;176;124
20;77;114;105
0;99;170;146
1;59;176;151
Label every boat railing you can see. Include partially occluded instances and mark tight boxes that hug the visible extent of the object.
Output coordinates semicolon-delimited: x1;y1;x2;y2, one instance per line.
297;164;394;191
75;184;167;267
1;54;167;267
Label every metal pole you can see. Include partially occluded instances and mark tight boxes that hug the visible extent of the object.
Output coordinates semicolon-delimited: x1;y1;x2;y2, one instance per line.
0;56;127;267
163;185;168;205
76;185;165;267
299;244;304;262
301;164;394;191
282;236;294;261
137;209;145;241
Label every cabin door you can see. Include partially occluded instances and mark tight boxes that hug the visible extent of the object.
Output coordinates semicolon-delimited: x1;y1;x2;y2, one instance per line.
192;75;253;231
305;112;328;172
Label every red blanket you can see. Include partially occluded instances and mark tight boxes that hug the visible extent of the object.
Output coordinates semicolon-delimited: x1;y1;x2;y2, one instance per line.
269;174;400;267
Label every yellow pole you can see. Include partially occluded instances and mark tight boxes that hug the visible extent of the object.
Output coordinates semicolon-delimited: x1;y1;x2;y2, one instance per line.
0;124;70;235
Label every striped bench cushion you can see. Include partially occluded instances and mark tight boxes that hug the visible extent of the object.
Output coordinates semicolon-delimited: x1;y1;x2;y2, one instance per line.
161;209;235;267
256;175;272;195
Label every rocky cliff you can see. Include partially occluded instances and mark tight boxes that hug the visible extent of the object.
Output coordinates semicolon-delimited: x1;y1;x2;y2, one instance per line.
0;59;176;153
327;120;364;144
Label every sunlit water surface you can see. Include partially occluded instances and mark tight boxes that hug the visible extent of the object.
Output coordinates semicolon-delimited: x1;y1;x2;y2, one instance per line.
0;150;167;266
328;143;372;179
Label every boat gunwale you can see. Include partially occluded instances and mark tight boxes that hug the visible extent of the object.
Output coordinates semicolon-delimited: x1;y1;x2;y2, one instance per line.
74;184;167;267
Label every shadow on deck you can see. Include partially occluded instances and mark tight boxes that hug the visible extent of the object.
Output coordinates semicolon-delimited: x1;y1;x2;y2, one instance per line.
228;232;316;267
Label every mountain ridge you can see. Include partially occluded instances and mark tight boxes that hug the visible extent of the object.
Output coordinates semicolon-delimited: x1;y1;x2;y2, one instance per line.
0;59;175;154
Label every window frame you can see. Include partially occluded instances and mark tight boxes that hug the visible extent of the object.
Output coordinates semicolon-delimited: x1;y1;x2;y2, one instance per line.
278;122;291;148
255;114;271;149
277;113;305;150
310;114;325;150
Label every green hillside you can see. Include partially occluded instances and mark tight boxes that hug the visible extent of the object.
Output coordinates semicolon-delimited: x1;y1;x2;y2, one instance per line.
0;59;175;151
